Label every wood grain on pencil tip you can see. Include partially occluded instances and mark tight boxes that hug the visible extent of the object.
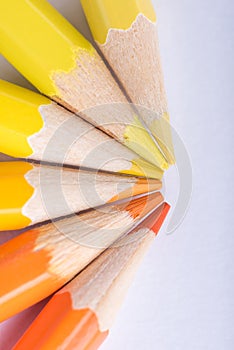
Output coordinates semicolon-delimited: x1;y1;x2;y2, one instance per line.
81;0;175;164
13;203;170;350
0;79;163;179
0;191;163;322
0;0;168;170
0;160;162;231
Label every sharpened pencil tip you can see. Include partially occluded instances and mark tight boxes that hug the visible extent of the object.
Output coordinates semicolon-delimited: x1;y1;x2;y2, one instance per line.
124;192;163;219
151;203;170;235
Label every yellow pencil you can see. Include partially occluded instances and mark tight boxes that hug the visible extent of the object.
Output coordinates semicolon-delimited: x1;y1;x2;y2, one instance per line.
0;161;162;231
81;0;175;163
0;0;168;170
0;79;162;179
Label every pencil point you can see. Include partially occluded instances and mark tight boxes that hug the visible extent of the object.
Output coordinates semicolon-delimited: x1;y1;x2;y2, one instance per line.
124;192;163;219
151;203;170;235
123;115;169;170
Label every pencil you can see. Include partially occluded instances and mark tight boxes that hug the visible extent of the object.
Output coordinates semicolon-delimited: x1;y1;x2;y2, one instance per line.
0;161;162;231
0;79;162;179
0;192;163;322
0;0;168;170
13;203;170;350
81;0;175;163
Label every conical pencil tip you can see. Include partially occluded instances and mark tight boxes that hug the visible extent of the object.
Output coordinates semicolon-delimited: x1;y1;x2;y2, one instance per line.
129;202;169;234
122;157;164;179
124;192;164;219
109;178;162;202
151;203;170;234
136;177;162;192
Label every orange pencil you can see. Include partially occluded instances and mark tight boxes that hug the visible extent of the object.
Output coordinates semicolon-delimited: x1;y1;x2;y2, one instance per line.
0;192;163;322
13;203;170;350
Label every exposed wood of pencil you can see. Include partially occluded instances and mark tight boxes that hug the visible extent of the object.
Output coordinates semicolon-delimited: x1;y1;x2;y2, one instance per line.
0;160;162;231
13;203;170;350
0;0;168;170
0;79;163;179
81;0;175;164
0;192;163;322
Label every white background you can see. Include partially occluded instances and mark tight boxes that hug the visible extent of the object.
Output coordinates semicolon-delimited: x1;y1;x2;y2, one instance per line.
0;0;233;349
